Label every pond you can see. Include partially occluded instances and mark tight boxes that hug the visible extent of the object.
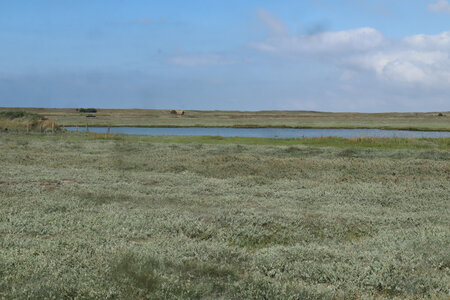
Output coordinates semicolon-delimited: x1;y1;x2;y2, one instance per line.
65;127;450;138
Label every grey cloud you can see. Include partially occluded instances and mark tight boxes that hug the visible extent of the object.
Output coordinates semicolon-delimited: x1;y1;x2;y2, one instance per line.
303;21;330;36
428;0;450;14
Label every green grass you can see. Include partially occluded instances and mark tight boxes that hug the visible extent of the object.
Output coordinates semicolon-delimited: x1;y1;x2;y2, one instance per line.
0;133;449;299
36;132;450;150
1;107;449;131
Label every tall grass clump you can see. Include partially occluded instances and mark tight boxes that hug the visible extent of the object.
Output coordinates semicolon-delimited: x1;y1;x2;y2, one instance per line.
0;111;60;132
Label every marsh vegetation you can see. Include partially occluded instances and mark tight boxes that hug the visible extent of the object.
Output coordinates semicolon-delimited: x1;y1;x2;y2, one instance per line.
1;107;449;131
0;111;59;133
0;133;448;299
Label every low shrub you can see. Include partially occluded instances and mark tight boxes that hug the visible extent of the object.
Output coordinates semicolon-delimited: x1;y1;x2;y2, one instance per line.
77;108;97;113
0;111;43;120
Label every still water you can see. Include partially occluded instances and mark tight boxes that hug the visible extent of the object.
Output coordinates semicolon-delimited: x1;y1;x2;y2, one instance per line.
65;127;450;138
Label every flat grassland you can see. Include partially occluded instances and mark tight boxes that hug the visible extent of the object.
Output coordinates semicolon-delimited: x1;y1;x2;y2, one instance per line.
1;107;449;131
0;133;449;299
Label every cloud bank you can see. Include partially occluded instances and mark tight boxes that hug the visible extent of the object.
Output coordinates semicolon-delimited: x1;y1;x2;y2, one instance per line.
252;23;450;88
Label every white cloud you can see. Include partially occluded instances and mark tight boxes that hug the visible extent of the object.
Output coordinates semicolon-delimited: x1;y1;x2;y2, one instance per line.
403;31;450;49
428;0;450;14
349;48;450;85
252;22;450;87
382;60;427;83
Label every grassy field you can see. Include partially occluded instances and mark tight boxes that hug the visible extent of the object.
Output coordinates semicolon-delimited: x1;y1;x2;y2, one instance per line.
0;132;449;299
1;107;449;131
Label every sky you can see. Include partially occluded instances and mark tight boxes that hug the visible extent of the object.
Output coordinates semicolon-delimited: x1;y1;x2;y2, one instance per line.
0;0;449;112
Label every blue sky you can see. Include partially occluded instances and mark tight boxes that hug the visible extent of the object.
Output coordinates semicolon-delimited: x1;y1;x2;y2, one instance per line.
1;0;449;112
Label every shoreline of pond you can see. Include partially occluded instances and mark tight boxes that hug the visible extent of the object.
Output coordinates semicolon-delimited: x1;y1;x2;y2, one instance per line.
62;124;450;132
65;126;450;138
